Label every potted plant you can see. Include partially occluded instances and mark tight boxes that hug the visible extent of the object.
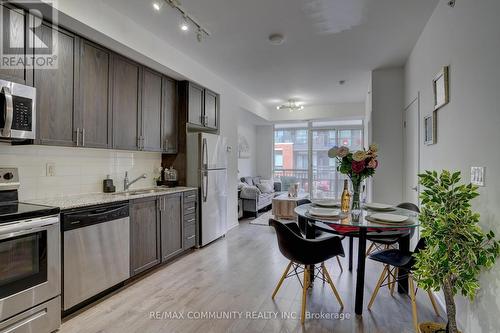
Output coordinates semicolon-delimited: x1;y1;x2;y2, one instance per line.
414;170;500;333
328;143;379;211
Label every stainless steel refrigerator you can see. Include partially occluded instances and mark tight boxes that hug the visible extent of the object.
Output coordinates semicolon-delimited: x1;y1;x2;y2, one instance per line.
187;132;227;246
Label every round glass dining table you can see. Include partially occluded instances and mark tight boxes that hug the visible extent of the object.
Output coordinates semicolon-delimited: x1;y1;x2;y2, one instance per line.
294;203;420;316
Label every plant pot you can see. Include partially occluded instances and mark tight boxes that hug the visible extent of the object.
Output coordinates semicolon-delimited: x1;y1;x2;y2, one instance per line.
419;322;462;333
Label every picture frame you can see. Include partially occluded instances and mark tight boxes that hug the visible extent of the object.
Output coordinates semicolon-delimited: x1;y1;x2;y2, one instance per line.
424;112;437;145
433;66;449;110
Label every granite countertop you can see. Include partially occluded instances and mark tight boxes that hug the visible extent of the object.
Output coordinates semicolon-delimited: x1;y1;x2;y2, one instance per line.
25;186;198;210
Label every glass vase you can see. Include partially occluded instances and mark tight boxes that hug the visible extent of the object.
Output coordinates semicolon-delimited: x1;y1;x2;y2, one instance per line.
351;178;362;221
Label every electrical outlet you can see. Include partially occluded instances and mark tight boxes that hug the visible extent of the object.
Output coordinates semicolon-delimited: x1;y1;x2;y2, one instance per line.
46;162;56;177
470;166;485;186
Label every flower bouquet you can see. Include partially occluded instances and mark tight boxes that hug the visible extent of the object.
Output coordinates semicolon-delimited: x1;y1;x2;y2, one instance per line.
328;144;379;210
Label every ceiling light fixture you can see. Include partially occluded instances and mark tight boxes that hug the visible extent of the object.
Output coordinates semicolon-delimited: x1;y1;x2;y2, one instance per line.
162;0;211;42
153;2;161;11
276;99;304;112
268;33;285;45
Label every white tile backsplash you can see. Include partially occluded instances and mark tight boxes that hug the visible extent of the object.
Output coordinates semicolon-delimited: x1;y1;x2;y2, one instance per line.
0;144;162;200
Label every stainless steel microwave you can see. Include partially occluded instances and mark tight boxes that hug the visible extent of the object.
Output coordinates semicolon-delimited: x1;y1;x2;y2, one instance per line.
0;79;36;141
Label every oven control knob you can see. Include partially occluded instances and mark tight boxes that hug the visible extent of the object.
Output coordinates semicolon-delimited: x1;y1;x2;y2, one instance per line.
3;172;14;180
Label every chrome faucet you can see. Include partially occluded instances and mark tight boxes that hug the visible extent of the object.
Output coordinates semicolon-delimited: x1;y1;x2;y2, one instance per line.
124;172;147;191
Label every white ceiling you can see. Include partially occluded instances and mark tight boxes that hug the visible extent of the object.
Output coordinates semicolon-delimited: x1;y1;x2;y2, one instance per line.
102;0;437;110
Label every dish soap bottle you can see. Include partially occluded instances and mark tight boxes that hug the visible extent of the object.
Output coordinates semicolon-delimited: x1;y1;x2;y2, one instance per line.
340;179;351;213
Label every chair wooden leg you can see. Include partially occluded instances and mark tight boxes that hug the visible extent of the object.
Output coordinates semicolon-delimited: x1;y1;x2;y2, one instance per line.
336;256;343;273
390;268;398;296
366;242;375;256
368;265;389;310
427;290;440;317
272;261;293;299
409;276;419;333
321;262;344;308
301;265;309;324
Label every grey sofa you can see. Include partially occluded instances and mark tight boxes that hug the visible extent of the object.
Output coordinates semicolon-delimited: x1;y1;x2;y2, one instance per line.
239;176;282;218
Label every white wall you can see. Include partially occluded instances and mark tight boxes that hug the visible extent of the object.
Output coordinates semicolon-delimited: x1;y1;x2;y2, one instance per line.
269;103;365;122
255;125;274;179
0;144;161;200
371;68;404;204
405;1;500;331
237;112;257;178
24;0;270;228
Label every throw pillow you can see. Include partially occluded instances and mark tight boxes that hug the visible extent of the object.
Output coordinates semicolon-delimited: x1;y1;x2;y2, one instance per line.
257;181;274;193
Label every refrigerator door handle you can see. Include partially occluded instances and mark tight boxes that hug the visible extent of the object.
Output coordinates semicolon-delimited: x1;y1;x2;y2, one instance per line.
202;171;208;202
202;137;208;170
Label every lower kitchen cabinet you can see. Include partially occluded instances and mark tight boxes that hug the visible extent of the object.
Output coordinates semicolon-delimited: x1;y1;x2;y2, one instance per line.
159;193;183;262
130;197;160;276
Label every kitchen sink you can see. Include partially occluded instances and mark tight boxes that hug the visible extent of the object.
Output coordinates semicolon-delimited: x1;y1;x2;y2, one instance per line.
111;188;172;196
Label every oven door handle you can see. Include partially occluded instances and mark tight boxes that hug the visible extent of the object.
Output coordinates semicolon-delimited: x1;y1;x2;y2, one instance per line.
1;86;14;137
0;216;59;240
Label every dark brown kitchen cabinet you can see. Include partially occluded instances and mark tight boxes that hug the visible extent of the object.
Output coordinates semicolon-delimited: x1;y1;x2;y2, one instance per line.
111;55;141;150
180;81;219;132
34;24;77;146
159;193;183;262
161;76;177;153
204;89;219;130
77;40;112;148
0;4;32;85
141;68;162;152
130;197;161;276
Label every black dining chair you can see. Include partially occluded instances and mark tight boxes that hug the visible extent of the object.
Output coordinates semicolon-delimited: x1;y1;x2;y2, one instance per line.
367;238;440;332
269;219;345;324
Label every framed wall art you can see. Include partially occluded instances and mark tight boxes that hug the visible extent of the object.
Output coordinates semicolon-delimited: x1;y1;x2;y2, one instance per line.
424;112;437;145
433;66;449;110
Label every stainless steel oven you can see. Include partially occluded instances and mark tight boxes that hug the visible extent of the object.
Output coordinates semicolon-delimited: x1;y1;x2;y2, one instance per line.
0;79;36;141
0;215;60;333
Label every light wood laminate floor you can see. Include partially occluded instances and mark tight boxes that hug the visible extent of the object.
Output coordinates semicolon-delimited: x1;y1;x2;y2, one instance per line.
60;219;444;333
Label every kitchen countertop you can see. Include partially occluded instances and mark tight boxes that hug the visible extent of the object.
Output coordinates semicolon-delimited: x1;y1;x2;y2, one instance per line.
25;186;198;210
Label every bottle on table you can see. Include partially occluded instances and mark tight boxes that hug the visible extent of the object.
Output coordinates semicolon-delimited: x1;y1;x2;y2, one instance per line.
340;179;351;213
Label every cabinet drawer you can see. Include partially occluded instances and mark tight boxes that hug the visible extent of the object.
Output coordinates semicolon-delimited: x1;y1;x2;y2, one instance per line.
184;233;196;249
184;201;196;215
184;223;196;238
183;191;197;203
184;213;196;227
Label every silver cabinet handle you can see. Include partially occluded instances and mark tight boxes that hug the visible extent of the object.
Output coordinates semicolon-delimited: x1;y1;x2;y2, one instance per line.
185;207;195;212
76;128;80;146
82;128;85;146
186;218;195;223
187;235;195;240
1;86;13;137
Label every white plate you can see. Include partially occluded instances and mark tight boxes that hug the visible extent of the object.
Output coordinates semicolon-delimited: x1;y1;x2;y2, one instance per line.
370;213;408;223
364;202;394;210
308;208;341;217
312;199;340;208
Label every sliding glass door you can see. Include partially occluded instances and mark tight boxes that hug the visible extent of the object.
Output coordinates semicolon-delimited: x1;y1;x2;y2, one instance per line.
273;121;363;199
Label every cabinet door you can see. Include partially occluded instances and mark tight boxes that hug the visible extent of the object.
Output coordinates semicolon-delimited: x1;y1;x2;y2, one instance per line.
187;82;204;126
34;24;76;146
0;4;31;85
141;68;162;151
204;89;219;130
160;194;183;262
130;197;160;276
112;55;141;150
79;40;111;148
161;77;177;153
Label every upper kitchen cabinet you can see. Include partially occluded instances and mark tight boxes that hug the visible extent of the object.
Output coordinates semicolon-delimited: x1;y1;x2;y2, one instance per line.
141;68;162;152
34;23;77;146
77;40;112;149
0;4;32;85
204;89;219;131
179;81;219;133
161;76;177;153
111;55;141;150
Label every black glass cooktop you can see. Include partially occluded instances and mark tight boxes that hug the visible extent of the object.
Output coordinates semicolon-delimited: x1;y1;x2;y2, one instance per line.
0;202;60;224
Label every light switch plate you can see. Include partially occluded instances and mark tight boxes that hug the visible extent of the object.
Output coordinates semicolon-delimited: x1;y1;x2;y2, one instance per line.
470;166;485;186
46;162;56;177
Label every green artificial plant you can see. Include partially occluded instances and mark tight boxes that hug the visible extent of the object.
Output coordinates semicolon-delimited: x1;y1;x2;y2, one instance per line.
413;170;500;333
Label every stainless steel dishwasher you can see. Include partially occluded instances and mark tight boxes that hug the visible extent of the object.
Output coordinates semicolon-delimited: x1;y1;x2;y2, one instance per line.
62;202;130;312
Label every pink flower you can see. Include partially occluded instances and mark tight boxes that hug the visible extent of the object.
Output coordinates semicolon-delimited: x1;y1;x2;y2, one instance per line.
337;146;350;158
367;159;378;169
352;160;365;174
